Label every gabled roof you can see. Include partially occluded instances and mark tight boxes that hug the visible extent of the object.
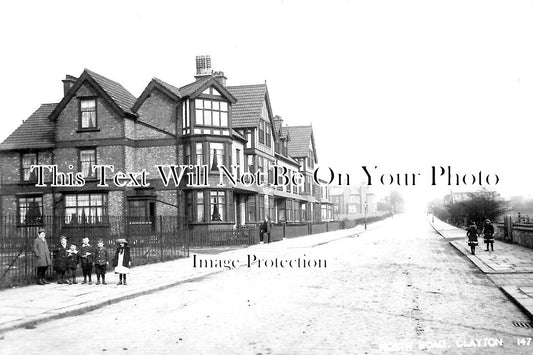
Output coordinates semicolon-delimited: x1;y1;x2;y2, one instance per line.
0;104;57;151
275;152;299;166
153;77;183;99
226;84;267;128
49;69;137;120
231;129;246;141
132;77;183;112
179;76;236;102
286;125;317;161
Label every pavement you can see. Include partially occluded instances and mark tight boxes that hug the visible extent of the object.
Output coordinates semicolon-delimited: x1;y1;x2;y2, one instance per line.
429;215;533;322
0;221;383;335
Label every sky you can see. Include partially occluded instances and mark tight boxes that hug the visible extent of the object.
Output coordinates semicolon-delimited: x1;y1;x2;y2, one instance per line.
1;0;533;211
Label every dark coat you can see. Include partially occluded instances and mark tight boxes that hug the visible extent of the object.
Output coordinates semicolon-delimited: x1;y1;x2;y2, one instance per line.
53;244;69;272
112;246;132;267
94;247;109;266
483;223;495;243
79;244;95;266
466;226;478;245
66;251;79;269
261;220;272;233
483;223;495;236
32;237;51;267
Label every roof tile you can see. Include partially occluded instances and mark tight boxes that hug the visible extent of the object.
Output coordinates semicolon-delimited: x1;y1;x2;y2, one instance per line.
0;104;57;151
286;126;313;158
85;69;136;114
227;84;266;128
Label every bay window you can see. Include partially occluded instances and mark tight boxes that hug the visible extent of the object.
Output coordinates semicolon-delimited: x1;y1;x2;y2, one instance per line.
64;193;107;224
210;191;225;221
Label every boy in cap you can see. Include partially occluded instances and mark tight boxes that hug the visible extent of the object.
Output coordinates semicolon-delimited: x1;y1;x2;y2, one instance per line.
66;244;79;284
94;239;109;285
80;237;95;284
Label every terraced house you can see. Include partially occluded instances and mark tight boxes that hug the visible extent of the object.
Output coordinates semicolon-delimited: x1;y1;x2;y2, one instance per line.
0;56;331;234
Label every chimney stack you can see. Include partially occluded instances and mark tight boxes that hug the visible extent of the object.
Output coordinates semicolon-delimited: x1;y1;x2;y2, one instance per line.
62;75;77;95
194;55;227;86
195;55;212;78
213;71;227;86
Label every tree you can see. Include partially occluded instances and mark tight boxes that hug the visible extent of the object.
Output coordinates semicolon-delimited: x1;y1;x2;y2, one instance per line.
444;190;507;227
461;193;507;226
377;190;405;214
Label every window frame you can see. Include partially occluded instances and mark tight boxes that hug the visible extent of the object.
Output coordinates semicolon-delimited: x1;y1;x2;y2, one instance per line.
78;97;98;131
21;152;38;182
17;195;43;226
194;98;229;128
63;193;108;225
259;121;265;144
78;147;97;180
209;142;225;172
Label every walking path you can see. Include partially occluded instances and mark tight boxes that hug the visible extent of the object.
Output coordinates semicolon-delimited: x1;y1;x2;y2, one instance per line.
429;216;533;321
0;221;387;334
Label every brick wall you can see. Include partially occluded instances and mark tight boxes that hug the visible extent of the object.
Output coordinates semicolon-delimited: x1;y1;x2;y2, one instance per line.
134;146;176;177
155;189;178;216
0;152;20;184
108;190;124;216
136;88;177;136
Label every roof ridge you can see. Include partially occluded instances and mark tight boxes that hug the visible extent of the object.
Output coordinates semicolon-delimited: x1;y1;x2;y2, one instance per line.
227;83;266;88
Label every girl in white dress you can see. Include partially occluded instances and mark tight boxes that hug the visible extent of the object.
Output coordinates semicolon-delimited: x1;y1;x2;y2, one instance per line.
113;239;131;285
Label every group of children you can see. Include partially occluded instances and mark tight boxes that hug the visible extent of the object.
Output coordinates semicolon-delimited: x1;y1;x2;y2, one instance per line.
53;237;132;285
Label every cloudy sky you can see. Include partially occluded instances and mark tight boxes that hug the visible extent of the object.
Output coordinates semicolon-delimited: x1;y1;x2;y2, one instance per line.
1;0;532;209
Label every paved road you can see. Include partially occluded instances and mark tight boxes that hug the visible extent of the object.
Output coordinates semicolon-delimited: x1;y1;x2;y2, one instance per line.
2;214;533;354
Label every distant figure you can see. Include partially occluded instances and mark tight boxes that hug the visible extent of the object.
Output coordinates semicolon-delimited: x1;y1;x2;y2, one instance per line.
262;216;272;244
466;223;479;255
482;219;495;251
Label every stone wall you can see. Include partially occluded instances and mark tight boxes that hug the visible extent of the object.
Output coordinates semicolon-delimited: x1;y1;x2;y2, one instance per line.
496;223;533;249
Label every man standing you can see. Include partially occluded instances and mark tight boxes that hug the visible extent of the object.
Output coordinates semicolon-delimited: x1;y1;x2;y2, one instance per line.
33;228;51;285
264;216;272;244
482;219;495;251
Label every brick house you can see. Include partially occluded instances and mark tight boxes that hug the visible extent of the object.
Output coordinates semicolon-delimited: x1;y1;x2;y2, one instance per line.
0;56;331;234
330;186;376;220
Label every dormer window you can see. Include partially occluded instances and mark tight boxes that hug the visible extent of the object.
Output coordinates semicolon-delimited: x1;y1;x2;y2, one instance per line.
80;98;97;129
195;99;228;127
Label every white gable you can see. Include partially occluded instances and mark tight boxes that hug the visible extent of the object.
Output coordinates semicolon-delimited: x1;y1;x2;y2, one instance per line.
202;86;222;96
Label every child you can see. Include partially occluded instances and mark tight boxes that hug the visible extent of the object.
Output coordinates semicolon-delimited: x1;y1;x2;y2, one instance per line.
94;239;109;285
80;237;94;284
112;238;131;285
53;236;69;284
66;244;79;284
